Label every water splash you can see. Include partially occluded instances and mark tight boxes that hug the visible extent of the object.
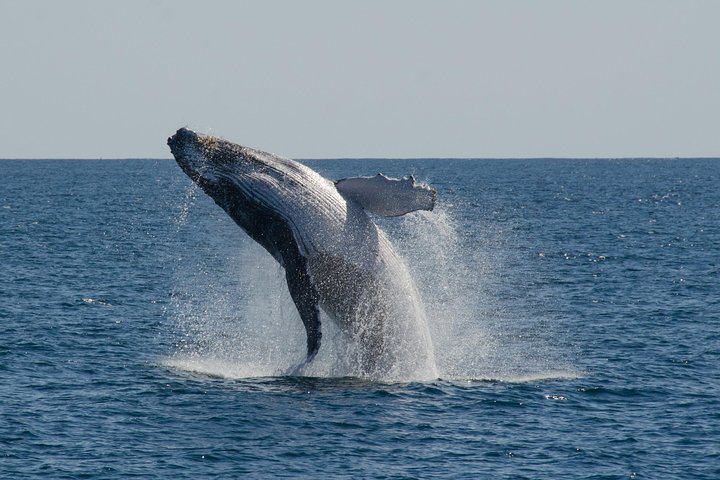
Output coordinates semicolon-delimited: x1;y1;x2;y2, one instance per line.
168;242;305;378
389;206;578;382
166;241;437;381
166;198;577;383
387;209;496;379
175;182;198;230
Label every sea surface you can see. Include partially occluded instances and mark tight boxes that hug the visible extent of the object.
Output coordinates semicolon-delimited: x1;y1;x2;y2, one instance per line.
1;158;718;479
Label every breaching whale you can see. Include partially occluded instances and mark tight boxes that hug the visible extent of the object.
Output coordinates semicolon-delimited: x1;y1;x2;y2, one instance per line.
168;128;437;377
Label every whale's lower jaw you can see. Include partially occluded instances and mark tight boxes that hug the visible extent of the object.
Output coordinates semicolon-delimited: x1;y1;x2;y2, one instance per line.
168;128;437;378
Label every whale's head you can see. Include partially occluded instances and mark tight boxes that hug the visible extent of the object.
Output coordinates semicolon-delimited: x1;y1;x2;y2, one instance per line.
168;127;251;189
167;127;205;171
167;127;328;248
167;127;311;188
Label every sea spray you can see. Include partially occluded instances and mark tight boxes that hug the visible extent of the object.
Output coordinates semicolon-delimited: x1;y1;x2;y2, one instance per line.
166;209;438;381
387;205;577;382
167;181;575;382
167;238;439;381
175;181;198;230
168;236;306;378
381;208;497;379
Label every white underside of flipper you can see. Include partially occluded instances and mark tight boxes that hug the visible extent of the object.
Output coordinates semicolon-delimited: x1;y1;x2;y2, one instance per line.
335;174;436;217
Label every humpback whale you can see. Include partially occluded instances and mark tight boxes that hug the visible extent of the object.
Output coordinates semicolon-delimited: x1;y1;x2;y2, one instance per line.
168;128;437;377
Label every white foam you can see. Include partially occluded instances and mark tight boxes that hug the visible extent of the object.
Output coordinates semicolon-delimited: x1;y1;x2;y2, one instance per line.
456;370;586;384
161;356;283;379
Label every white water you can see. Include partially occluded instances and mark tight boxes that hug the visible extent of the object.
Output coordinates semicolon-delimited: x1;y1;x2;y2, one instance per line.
166;194;577;383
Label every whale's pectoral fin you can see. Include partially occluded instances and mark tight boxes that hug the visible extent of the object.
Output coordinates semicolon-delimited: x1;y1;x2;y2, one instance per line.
284;256;322;362
335;173;436;217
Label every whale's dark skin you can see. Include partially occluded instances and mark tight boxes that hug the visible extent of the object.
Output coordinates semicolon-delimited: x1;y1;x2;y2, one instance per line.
168;128;437;376
169;128;322;360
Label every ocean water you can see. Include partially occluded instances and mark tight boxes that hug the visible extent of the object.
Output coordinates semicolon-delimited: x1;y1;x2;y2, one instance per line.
1;158;718;479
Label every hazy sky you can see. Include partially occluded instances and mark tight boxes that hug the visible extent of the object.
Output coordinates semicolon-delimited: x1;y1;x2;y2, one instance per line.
1;0;718;158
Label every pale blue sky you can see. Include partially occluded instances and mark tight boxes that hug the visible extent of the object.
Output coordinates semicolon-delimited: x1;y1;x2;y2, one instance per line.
1;0;718;158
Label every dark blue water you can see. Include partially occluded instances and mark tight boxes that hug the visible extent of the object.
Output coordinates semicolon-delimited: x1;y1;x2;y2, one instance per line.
1;159;718;478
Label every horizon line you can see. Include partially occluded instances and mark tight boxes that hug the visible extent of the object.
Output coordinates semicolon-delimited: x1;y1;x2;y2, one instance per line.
1;156;719;161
